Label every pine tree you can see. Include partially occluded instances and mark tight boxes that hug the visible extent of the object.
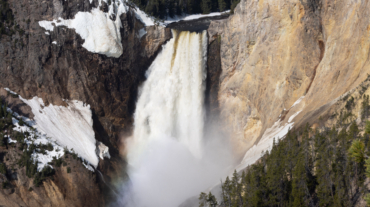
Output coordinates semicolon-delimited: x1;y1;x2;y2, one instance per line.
291;152;308;207
199;192;207;207
230;0;240;14
349;140;365;163
222;176;232;206
365;121;370;135
207;192;217;207
218;0;226;12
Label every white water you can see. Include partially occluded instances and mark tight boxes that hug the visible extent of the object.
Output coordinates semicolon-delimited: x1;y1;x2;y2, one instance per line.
121;30;234;207
129;30;207;163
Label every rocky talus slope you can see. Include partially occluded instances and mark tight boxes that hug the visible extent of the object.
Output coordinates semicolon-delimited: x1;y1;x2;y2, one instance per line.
208;0;370;158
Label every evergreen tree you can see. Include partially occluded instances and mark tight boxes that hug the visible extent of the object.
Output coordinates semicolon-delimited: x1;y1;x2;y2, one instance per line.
201;0;211;14
199;192;207;207
315;132;335;206
207;192;217;207
221;176;232;206
366;121;370;135
291;152;308;207
349;140;365;163
218;0;226;12
230;0;240;14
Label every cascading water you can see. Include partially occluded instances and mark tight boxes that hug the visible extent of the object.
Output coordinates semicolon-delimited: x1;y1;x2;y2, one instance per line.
121;30;233;207
129;30;208;162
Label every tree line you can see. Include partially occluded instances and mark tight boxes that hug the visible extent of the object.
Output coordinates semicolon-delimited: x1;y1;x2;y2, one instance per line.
129;0;241;19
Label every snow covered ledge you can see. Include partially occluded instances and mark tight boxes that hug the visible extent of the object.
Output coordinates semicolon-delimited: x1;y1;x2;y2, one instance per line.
38;0;157;58
19;96;100;168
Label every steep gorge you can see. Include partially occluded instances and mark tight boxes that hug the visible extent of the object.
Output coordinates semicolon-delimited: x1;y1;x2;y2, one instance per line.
1;0;370;205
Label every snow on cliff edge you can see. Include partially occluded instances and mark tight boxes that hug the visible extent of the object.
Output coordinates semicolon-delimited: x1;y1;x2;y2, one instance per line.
236;96;305;171
19;97;99;167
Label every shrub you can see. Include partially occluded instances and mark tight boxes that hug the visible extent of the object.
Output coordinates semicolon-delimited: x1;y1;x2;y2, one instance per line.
0;163;6;174
14;131;25;143
72;152;78;159
67;167;71;173
46;143;53;151
2;181;8;189
33;166;55;187
52;156;63;167
345;96;355;110
63;147;69;154
18;118;24;126
0;133;5;146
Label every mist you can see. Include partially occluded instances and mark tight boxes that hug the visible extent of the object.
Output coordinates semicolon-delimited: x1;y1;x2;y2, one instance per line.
122;132;234;207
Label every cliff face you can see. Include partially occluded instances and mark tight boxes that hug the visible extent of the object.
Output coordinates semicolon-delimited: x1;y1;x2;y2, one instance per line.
0;0;171;147
208;0;370;157
0;0;171;204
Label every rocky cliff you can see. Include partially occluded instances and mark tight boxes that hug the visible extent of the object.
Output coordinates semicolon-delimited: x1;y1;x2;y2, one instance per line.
208;0;370;158
0;0;171;205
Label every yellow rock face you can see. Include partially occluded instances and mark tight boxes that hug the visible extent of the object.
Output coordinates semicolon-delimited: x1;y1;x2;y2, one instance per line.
208;0;370;157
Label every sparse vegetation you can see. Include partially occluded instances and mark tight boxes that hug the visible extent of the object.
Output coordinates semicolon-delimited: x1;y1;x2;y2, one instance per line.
2;181;8;189
0;163;6;174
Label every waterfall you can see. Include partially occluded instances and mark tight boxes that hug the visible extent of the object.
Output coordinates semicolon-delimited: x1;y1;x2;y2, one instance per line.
122;30;232;207
128;30;207;163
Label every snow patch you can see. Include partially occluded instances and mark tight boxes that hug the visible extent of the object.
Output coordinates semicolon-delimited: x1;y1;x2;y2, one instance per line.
4;88;18;95
96;141;111;160
19;96;99;167
164;11;229;25
83;162;95;172
138;28;147;39
7;137;17;144
134;7;155;26
52;41;57;45
237;96;305;171
290;96;305;109
5;102;95;171
38;0;130;58
38;21;55;31
236;120;294;171
7;112;65;171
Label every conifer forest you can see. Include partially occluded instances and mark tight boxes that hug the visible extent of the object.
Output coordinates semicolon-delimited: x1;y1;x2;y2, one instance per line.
129;0;240;19
200;82;370;207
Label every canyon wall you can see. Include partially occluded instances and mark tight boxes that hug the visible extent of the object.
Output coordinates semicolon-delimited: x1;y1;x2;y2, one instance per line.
0;0;171;164
208;0;370;157
0;0;171;204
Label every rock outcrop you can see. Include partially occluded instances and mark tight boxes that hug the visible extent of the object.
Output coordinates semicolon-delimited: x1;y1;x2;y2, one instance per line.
208;0;370;158
0;143;103;207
